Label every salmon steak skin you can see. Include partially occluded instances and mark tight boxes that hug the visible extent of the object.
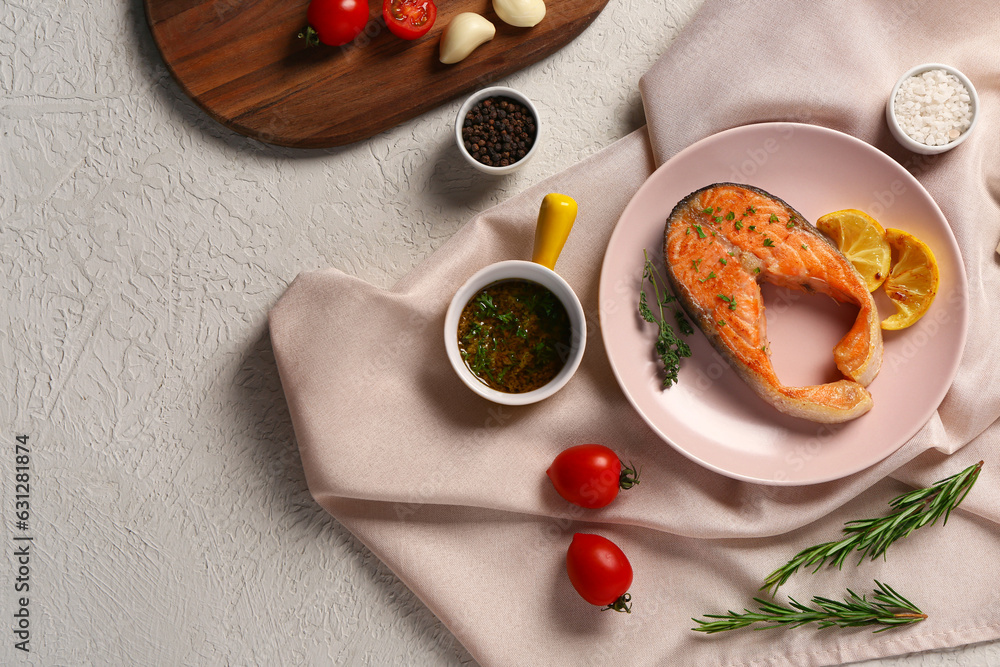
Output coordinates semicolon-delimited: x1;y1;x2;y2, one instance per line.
662;183;883;423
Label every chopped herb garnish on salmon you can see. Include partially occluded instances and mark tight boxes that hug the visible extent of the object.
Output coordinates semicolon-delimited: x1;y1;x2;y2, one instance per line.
692;258;702;271
801;243;809;250
702;206;714;214
769;213;779;223
694;225;707;238
754;267;761;274
786;220;797;228
698;271;717;283
749;225;756;231
717;320;726;326
734;221;743;230
725;211;735;221
719;258;727;265
717;294;737;310
763;237;775;247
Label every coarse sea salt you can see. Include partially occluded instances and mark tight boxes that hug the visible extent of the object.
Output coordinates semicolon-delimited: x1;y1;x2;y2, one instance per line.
893;68;973;146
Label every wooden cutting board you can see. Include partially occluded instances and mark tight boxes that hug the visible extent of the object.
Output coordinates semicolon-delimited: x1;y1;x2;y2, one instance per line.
144;0;610;148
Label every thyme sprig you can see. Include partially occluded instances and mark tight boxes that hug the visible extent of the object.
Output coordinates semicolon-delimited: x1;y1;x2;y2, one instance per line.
761;461;983;595
693;581;926;634
639;250;692;387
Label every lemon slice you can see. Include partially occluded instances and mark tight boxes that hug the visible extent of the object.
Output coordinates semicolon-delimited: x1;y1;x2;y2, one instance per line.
880;228;940;330
815;209;892;291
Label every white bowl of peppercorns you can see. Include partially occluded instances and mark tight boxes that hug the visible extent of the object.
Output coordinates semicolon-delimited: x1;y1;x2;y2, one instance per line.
455;86;540;175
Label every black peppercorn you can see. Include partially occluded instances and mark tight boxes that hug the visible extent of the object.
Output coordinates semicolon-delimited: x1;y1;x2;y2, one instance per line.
462;96;536;168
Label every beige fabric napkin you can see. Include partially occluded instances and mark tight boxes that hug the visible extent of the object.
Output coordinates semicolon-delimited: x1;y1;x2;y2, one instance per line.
269;0;1000;664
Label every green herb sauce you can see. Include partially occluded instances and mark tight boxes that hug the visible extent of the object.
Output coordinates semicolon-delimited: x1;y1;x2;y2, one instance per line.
457;279;572;393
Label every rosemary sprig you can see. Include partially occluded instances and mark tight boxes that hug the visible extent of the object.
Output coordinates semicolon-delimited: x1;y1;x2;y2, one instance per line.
693;581;926;634
639;249;692;387
761;461;983;595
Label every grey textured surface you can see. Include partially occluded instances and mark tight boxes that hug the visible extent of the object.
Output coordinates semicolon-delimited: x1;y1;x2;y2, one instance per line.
1;0;998;664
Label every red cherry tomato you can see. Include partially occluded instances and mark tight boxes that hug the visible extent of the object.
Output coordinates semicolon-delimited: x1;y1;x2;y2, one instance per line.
305;0;369;47
546;444;639;509
382;0;437;40
566;533;633;611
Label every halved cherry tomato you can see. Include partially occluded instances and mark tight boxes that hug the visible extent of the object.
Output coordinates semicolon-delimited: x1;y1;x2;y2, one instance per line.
303;0;370;47
382;0;437;40
546;444;639;509
566;533;633;611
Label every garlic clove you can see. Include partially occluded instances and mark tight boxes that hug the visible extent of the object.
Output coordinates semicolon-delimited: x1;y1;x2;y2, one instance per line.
439;13;496;65
492;0;546;28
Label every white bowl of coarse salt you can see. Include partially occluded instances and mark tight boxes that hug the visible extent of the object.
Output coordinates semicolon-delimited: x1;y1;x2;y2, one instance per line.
887;63;979;155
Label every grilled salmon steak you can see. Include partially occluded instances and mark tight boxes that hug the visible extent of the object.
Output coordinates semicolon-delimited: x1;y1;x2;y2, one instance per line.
663;183;882;423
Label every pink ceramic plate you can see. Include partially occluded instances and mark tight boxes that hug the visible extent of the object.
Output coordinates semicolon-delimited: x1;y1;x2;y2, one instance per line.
599;123;968;485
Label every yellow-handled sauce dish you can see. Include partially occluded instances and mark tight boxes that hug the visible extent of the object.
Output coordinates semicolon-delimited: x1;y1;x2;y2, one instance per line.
444;193;586;405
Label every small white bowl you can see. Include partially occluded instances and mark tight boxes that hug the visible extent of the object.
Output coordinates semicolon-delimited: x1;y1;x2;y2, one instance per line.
455;86;541;175
444;260;586;405
886;62;979;155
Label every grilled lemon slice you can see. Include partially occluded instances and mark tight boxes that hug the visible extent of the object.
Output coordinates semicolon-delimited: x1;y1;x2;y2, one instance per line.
816;209;892;292
880;228;940;330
